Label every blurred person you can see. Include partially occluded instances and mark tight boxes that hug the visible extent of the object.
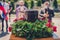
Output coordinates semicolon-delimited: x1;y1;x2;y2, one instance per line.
40;1;55;22
0;2;8;33
44;1;55;22
3;1;9;14
2;1;9;33
16;0;27;20
8;1;12;22
40;4;49;20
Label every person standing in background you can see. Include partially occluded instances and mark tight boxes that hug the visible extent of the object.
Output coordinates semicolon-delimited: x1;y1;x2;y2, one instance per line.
16;0;27;20
0;2;8;33
44;1;55;22
3;1;9;14
8;1;12;22
2;1;9;33
40;1;54;23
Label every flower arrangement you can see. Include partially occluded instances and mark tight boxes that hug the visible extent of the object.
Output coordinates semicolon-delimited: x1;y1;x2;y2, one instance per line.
11;19;57;40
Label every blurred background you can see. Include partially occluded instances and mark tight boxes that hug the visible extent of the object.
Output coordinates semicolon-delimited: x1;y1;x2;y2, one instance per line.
0;0;60;40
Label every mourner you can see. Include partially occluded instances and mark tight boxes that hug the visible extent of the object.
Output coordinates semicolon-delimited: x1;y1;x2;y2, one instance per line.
3;1;9;33
40;1;55;22
16;0;27;20
8;1;12;22
0;2;8;33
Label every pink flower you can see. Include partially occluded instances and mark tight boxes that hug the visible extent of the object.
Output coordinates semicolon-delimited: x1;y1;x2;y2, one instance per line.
52;26;57;32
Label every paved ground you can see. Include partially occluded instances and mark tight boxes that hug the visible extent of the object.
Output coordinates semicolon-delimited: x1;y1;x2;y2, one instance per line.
52;18;60;39
0;14;60;40
0;14;16;40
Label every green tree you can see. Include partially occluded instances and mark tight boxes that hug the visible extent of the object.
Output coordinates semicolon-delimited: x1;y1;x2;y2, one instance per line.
25;0;34;9
37;0;41;6
14;0;18;2
53;0;58;9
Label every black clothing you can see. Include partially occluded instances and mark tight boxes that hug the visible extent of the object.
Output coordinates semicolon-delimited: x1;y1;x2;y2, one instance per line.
41;8;55;20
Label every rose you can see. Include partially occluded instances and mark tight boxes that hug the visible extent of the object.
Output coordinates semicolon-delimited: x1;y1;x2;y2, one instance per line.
52;26;57;32
8;26;12;32
46;22;52;28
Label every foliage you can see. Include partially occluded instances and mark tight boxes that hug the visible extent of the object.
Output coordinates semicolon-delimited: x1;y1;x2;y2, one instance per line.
53;0;58;9
12;19;53;40
37;0;41;6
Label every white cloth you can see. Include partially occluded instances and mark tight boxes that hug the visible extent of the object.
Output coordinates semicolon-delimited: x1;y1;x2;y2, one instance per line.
3;2;9;13
0;10;3;15
0;10;3;18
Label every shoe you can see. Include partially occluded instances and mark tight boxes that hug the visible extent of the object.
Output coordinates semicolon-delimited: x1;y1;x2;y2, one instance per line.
6;30;9;34
2;31;4;34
